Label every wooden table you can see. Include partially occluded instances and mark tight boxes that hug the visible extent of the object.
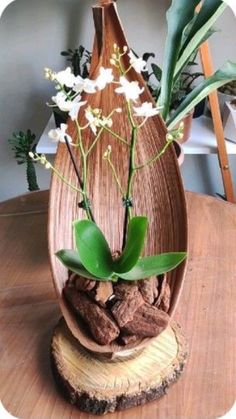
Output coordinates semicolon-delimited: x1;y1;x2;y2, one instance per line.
0;191;235;418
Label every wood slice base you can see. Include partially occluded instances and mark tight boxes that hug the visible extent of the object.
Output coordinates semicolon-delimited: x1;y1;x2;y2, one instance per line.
51;318;188;415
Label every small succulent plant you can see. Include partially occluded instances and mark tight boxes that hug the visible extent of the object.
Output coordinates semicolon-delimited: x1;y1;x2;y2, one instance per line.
8;130;40;192
60;46;91;78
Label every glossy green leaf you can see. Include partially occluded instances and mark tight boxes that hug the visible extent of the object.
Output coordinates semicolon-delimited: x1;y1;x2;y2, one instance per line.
73;220;113;279
119;252;187;281
167;61;236;129
55;249;105;280
175;1;226;81
159;0;200;119
113;216;148;274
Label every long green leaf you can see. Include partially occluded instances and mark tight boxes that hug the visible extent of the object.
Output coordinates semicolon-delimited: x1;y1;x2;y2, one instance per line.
159;0;200;119
55;249;105;280
119;252;187;281
73;220;113;279
113;216;148;274
175;1;226;80
167;61;236;129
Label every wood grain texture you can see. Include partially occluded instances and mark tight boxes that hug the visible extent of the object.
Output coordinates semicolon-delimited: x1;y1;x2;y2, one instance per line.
0;190;235;418
48;1;187;354
50;319;187;414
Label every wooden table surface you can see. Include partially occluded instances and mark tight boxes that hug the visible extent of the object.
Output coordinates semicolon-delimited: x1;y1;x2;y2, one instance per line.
0;191;235;419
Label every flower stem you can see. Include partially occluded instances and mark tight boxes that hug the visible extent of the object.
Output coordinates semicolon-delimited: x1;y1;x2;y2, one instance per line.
135;139;173;170
122;125;138;247
75;120;95;222
107;156;124;195
102;126;129;146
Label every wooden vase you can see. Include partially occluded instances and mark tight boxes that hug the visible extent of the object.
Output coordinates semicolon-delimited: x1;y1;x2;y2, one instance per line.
48;0;188;356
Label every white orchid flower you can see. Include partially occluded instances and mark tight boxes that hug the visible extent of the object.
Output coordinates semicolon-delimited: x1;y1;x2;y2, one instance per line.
73;75;85;93
68;96;87;121
85;108;101;135
128;51;148;74
52;92;86;119
96;67;114;90
73;76;97;94
54;67;76;88
133;102;161;118
83;78;97;94
48;123;72;143
115;76;144;101
52;92;72;112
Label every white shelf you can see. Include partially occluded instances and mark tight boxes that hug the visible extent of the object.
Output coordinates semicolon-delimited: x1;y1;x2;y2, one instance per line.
184;115;236;154
36;114;236;155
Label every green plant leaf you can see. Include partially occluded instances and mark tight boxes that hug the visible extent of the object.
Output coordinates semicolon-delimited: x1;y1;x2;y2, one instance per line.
55;249;108;281
73;220;114;279
113;216;148;274
151;63;162;82
119;252;187;281
175;1;226;81
167;61;236;129
159;0;200;119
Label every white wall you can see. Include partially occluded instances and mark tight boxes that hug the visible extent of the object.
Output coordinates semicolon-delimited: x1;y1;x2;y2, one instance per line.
0;0;235;201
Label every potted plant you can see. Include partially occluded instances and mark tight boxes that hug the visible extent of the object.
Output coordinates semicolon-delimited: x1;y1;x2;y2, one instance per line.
141;0;236;144
217;81;236;116
31;44;187;351
9;129;40;191
143;53;203;143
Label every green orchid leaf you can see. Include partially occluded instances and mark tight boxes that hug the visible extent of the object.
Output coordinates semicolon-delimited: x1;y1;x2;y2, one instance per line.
113;216;148;274
175;0;226;81
159;0;200;119
119;252;187;281
167;61;236;129
73;220;114;279
55;249;107;280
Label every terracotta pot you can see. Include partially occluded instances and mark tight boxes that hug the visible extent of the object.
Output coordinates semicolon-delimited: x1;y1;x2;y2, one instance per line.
176;109;194;144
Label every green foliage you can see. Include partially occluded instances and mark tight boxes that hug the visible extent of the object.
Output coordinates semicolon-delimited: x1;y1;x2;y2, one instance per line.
118;253;187;280
142;0;236;125
168;61;236;129
56;217;187;282
8;130;40;191
73;219;114;278
113;216;147;273
60;46;91;77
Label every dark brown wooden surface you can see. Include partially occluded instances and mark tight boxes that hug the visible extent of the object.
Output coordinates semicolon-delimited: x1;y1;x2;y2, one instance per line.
0;190;235;418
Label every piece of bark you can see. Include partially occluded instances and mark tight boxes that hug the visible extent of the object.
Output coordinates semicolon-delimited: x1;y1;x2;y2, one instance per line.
64;287;119;345
138;276;159;304
114;282;138;300
122;304;170;338
90;281;113;306
111;289;144;327
159;282;171;312
73;275;96;292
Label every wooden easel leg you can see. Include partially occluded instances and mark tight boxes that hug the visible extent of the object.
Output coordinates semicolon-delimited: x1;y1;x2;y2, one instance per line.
199;41;235;203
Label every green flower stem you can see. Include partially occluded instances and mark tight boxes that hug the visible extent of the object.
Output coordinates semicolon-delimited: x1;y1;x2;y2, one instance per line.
102;126;129;146
86;126;105;156
106;156;124;195
75;120;94;221
51;165;85;195
135;139;173;170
